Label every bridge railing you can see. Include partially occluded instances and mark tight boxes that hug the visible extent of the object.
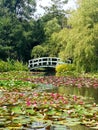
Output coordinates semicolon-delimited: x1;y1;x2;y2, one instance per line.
28;57;64;70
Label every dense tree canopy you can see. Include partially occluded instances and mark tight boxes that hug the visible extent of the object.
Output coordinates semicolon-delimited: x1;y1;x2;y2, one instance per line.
0;0;98;72
65;0;98;72
0;0;44;62
1;0;36;20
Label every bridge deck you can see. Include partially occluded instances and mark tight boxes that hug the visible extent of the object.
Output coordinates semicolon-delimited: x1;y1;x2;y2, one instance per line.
28;57;64;70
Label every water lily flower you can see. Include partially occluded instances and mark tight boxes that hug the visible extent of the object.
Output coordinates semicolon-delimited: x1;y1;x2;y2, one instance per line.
50;93;59;100
79;101;84;105
73;95;77;101
33;93;38;97
93;102;96;107
33;101;37;107
2;105;7;110
19;93;24;96
77;83;82;88
93;83;98;89
59;96;64;100
26;99;31;106
67;110;73;114
50;101;54;104
63;100;68;104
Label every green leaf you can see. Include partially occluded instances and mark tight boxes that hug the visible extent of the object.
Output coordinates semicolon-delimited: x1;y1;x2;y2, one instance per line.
11;106;23;114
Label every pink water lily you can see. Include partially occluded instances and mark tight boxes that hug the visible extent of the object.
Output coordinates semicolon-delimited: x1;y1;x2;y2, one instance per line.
63;100;68;104
50;101;54;104
33;92;38;97
58;96;64;100
93;83;98;89
26;99;31;106
73;95;77;101
50;93;58;100
19;93;24;96
33;101;37;107
29;76;98;89
78;101;84;105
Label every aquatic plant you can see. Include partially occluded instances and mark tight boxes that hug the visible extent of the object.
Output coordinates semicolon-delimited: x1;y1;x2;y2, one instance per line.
30;76;98;89
0;90;98;129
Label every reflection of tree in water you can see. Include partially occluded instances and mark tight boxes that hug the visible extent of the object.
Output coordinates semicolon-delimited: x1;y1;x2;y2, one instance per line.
50;125;71;130
71;125;92;130
94;88;98;104
50;124;91;130
58;87;98;104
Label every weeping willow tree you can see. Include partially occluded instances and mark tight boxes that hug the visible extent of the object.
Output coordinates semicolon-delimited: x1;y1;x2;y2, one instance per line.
61;0;98;72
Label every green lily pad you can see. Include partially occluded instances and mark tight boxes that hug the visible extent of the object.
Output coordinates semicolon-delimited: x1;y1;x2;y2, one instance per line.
11;106;23;114
26;108;35;115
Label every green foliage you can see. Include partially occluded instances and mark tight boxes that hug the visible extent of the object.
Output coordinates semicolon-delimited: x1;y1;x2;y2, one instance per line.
0;0;68;63
55;64;75;76
41;0;68;28
1;0;98;73
0;60;10;72
31;45;45;58
0;90;97;129
40;23;68;58
0;80;32;89
12;60;28;71
44;18;61;37
0;60;28;72
58;0;98;72
42;33;62;57
74;0;98;72
1;0;36;20
0;3;45;62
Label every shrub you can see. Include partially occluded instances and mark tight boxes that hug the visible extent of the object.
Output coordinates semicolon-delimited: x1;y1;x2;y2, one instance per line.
13;60;28;71
0;60;28;72
0;60;12;72
55;64;76;76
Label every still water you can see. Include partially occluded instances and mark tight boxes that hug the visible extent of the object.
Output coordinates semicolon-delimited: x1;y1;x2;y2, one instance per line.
31;70;98;130
57;86;98;104
46;85;98;130
1;71;98;130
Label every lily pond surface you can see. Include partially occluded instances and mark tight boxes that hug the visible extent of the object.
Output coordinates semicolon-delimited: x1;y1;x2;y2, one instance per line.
0;71;98;130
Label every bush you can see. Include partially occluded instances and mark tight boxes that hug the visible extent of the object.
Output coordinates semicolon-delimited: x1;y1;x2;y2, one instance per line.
13;60;28;71
55;64;76;76
0;60;9;72
0;59;28;72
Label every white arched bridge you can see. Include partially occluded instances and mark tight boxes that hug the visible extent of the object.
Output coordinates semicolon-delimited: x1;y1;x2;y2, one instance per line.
28;57;65;70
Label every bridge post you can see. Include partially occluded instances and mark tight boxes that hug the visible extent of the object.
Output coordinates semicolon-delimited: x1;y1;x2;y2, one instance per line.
47;58;49;66
41;58;43;66
37;59;39;66
50;57;52;65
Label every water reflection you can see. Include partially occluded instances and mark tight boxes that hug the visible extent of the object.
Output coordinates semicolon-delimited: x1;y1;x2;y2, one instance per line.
23;122;71;130
70;125;94;130
57;87;98;104
24;124;94;130
47;86;98;130
50;125;71;130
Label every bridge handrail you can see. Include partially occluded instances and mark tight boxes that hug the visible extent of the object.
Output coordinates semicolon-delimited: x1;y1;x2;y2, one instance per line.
28;57;61;62
28;61;60;66
28;57;64;70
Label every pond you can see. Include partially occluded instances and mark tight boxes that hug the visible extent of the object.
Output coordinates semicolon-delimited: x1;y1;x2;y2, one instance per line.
45;85;98;130
0;71;98;130
1;86;97;130
31;71;98;130
57;87;98;104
